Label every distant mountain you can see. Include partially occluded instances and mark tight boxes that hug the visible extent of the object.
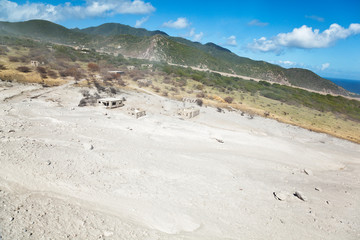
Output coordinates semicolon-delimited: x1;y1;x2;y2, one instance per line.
0;19;92;44
78;23;168;37
0;19;349;95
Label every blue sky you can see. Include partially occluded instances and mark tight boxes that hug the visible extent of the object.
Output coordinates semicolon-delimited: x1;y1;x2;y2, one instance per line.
1;0;360;79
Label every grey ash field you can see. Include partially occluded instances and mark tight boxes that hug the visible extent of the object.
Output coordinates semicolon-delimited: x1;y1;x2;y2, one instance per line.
0;80;359;239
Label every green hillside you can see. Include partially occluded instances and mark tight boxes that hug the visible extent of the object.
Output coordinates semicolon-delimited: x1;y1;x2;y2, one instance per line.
0;20;92;44
0;19;350;95
79;23;168;37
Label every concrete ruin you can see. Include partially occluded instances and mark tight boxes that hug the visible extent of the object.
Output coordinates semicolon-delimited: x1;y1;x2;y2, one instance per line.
182;97;198;104
108;70;124;75
141;64;153;69
128;107;146;119
30;60;39;67
98;98;124;109
178;107;200;119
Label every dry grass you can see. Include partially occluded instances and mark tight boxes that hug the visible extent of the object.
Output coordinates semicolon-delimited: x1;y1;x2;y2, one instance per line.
1;47;358;143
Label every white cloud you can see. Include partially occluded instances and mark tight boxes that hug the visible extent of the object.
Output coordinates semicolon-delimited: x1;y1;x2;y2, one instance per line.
305;15;324;22
321;63;330;70
188;28;195;37
248;23;360;53
183;28;203;42
193;32;203;42
248;19;269;27
224;35;237;46
135;16;149;28
162;17;190;29
279;60;296;66
0;0;155;22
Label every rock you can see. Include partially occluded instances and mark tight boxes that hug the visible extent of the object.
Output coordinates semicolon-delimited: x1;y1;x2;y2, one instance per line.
273;191;288;201
46;160;51;166
303;169;313;175
8;129;15;133
293;191;307;201
215;138;224;143
83;143;94;150
315;187;321;192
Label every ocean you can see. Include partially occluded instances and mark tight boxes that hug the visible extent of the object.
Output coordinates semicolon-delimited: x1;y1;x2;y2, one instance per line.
326;77;360;95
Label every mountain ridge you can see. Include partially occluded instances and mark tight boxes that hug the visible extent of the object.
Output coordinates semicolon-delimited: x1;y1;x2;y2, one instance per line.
0;19;349;95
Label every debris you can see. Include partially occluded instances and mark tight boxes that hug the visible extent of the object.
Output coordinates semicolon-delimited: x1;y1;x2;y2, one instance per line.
273;191;288;201
215;138;224;143
293;191;307;201
303;169;313;175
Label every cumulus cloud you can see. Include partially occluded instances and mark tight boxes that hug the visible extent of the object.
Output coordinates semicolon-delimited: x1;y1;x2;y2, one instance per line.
0;0;155;22
224;35;237;46
135;16;149;28
183;28;203;42
248;23;360;53
248;19;269;27
162;17;190;29
321;63;330;70
305;15;324;22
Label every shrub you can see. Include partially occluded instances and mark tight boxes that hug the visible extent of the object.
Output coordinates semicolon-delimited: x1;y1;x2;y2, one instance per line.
117;79;126;86
170;87;179;93
48;70;58;78
196;99;203;106
224;96;234;104
152;86;160;93
16;66;31;73
37;66;47;74
60;67;83;80
196;92;205;98
36;67;47;78
195;84;204;90
0;64;7;70
163;76;172;84
9;56;19;62
88;62;100;72
0;46;9;55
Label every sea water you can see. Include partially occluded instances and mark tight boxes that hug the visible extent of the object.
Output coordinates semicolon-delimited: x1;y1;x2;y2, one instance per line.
326;78;360;95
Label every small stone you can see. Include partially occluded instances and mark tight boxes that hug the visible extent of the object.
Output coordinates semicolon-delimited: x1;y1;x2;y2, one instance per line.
46;160;51;165
293;191;307;201
315;187;321;192
8;129;15;133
